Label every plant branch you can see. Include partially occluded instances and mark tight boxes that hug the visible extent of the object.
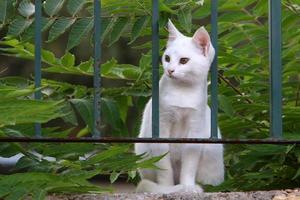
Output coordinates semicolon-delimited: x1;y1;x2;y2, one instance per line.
135;0;152;16
241;8;264;26
0;67;7;74
218;72;254;104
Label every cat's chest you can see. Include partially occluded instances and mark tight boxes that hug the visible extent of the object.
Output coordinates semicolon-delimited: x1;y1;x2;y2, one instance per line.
160;88;204;109
161;105;192;125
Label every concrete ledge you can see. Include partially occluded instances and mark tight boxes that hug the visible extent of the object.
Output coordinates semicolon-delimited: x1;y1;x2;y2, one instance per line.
48;189;300;200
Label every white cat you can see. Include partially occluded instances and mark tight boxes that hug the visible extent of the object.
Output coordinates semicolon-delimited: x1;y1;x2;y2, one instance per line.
134;20;224;193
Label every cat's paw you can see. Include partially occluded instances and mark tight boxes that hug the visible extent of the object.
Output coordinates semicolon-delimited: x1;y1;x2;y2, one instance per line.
174;184;203;193
198;172;224;186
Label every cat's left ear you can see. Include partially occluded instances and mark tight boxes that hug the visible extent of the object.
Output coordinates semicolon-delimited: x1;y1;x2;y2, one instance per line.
192;26;211;57
167;19;184;42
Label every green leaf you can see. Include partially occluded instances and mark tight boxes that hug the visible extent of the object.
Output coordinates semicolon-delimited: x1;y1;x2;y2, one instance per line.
42;49;57;64
0;142;23;157
115;96;130;123
77;58;93;73
159;0;175;14
178;6;192;33
110;171;121;183
292;168;300;180
76;126;90;137
0;100;64;126
0;0;8;23
43;65;92;76
47;17;76;42
101;98;125;132
0;86;36;99
0;172;108;197
8;17;33;36
137;153;166;169
139;53;151;69
109;17;129;46
67;18;94;50
61;52;75;67
69;99;93;130
66;0;86;16
4;187;27;200
101;17;116;42
61;102;78;126
219;95;234;117
128;170;137;179
0;0;15;24
83;145;130;166
101;59;141;80
32;189;47;200
22;17;56;41
44;0;65;17
18;0;35;18
0;186;10;198
129;16;150;44
101;58;118;75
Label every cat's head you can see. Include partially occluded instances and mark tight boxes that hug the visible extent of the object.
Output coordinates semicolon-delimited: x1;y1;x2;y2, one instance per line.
162;20;215;84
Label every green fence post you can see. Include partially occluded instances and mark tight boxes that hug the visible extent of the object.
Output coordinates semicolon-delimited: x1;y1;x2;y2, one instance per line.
152;0;159;138
269;0;282;138
34;0;42;137
211;0;218;138
93;0;101;138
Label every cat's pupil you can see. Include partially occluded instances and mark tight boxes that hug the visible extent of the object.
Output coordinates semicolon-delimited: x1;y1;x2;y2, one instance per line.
165;55;170;62
179;58;189;64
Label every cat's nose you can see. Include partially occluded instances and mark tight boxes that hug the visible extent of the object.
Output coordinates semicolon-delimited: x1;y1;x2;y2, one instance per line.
167;69;175;75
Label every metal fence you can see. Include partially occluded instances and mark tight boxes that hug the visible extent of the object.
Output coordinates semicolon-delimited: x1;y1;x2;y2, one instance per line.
1;0;299;145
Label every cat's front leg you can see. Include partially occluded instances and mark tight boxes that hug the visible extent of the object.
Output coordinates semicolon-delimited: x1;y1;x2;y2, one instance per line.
154;146;174;186
180;143;201;185
196;143;224;186
151;119;174;186
179;111;204;186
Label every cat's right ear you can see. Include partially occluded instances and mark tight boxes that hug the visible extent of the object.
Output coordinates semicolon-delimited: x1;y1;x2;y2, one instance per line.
192;26;215;63
167;19;183;43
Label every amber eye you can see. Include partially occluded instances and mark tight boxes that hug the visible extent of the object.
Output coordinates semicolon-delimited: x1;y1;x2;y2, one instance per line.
179;57;189;64
165;55;170;62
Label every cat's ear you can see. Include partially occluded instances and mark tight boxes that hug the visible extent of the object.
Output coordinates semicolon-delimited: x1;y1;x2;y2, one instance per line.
167;19;183;42
192;26;211;57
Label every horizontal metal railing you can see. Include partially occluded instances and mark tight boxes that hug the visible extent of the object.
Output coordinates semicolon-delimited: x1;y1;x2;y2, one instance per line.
1;137;299;144
0;0;297;145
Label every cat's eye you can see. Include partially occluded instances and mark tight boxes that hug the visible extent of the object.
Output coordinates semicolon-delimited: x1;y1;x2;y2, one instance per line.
179;58;189;64
165;55;170;62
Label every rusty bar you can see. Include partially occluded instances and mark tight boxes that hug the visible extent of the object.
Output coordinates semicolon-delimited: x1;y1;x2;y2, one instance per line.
0;137;299;144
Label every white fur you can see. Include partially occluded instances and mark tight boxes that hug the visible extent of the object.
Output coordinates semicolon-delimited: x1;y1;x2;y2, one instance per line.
134;20;224;193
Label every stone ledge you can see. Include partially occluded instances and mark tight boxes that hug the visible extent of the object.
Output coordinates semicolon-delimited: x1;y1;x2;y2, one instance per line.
48;189;300;200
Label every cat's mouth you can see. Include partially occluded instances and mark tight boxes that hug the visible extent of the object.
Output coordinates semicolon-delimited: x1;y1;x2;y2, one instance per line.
166;72;176;79
167;74;176;79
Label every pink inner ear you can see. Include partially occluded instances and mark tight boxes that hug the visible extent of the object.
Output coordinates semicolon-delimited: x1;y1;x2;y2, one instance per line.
193;29;210;56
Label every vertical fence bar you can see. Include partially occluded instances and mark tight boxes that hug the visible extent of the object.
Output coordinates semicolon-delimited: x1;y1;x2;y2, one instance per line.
269;0;282;138
93;0;101;137
152;0;159;138
34;0;42;137
210;0;218;138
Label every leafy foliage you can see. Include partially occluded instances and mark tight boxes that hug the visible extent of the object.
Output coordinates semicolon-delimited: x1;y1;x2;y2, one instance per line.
0;0;200;48
205;144;300;191
0;0;299;197
0;144;163;198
